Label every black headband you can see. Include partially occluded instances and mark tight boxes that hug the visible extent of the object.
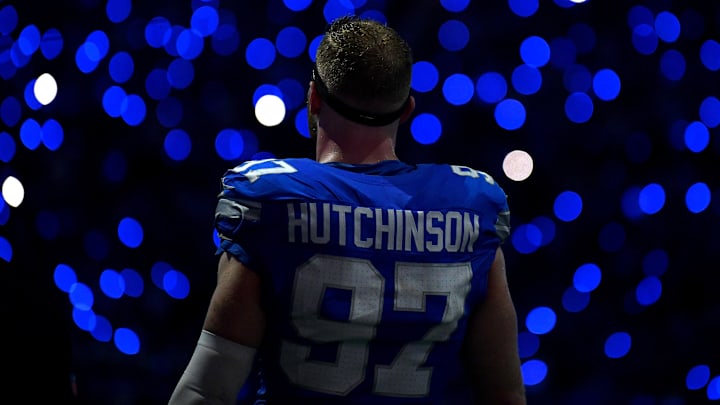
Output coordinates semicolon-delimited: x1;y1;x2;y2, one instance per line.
312;65;409;127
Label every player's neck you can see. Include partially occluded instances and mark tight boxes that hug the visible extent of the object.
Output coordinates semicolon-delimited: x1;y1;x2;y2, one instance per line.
316;131;398;164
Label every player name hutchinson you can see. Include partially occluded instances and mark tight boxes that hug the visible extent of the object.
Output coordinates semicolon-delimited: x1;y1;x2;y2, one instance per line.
287;202;481;253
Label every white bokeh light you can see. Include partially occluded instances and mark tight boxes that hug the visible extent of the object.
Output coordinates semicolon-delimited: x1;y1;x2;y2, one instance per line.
2;176;25;208
34;73;58;106
503;150;534;181
254;95;286;127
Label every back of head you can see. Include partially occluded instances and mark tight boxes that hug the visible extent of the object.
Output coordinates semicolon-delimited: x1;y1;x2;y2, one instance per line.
315;16;413;115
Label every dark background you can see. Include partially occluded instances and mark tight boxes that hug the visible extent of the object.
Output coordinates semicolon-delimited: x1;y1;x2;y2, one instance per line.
2;0;719;403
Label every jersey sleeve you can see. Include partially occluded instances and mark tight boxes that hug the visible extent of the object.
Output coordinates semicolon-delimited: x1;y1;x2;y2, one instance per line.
213;160;285;267
492;184;511;245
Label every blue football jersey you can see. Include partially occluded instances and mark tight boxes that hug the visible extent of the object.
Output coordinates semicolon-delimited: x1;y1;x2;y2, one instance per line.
214;158;510;405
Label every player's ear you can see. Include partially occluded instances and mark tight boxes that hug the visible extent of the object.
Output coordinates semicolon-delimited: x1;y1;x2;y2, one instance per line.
399;95;415;124
308;81;322;115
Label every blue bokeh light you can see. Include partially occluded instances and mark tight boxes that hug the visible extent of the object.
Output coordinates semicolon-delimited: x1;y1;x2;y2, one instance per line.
191;6;219;37
410;61;440;93
518;331;540;358
294;108;310;138
164;129;192;161
1;96;21;127
24;79;42;110
554;191;583;222
145;17;172;48
20;118;42;150
106;0;131;23
54;264;78;293
442;73;474;105
512;64;542;95
69;282;94;311
562;287;590;313
655;11;680;43
91;315;113;342
151;261;173;289
323;0;355;23
565;92;594;123
276;26;306;58
0;236;12;262
660;50;686;81
177;29;204;60
441;0;469;12
476;72;507;104
605;331;631;359
684;121;709;153
511;223;542;254
686;365;711;390
521;36;550;67
145;68;171;100
120;94;147;126
18;24;41;56
73;307;97;331
685;182;711;214
40;28;63;60
438;20;469;52
121;268;145;298
638;183;665;215
114;328;141;355
109;51;134;83
710;377;720;401
494;99;526;130
42;119;64;151
699;96;720;128
593;69;621;101
509;0;539;18
642;249;669;277
253;84;283;105
100;269;126;299
632;24;658;55
103;86;127;118
636;276;662;306
526;306;557;335
627;5;653;28
215;128;246;160
573;263;602;293
531;216;556;246
0;132;16;162
212;24;240;56
410;113;442;145
87;30;110;60
163;270;191;299
167;58;195;89
76;43;101;74
700;40;720;71
283;0;312;12
118;217;144;248
0;5;19;35
246;38;276;70
521;359;547;386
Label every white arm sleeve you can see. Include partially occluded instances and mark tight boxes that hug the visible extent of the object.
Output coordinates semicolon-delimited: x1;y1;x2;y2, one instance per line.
169;329;257;405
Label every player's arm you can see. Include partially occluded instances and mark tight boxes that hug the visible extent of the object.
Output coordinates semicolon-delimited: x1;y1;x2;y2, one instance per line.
169;252;266;404
463;247;526;405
